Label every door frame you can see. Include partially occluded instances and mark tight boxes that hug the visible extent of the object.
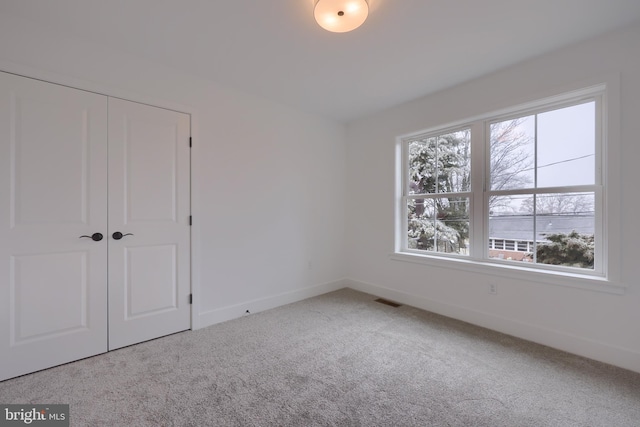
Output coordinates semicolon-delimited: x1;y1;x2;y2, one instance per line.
0;63;202;330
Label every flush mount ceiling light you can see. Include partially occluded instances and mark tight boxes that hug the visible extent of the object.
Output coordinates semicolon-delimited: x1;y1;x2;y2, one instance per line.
314;0;369;33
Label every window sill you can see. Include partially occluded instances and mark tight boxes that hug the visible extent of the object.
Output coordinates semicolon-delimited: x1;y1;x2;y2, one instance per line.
389;251;626;295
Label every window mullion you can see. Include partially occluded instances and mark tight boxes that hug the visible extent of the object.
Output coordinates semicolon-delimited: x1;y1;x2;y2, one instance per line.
471;121;485;259
533;114;538;263
594;96;604;273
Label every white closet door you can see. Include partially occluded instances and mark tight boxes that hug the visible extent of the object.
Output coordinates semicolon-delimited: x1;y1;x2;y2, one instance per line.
107;98;191;350
0;72;108;381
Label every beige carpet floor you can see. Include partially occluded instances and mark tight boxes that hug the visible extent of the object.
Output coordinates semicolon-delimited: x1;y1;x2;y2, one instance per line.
1;288;639;426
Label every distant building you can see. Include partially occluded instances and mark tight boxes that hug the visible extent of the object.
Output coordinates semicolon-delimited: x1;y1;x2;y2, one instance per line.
488;214;594;261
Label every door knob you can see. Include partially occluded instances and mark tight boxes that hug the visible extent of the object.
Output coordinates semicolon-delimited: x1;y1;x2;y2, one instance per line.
112;232;134;240
79;233;103;242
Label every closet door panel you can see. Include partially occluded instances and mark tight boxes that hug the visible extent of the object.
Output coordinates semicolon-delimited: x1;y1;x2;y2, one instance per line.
108;98;190;350
0;72;108;381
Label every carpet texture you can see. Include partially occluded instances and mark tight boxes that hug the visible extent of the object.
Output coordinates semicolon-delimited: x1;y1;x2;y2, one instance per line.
1;288;639;426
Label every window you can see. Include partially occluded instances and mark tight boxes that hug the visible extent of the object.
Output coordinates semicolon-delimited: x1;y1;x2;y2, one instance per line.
399;87;607;276
406;129;471;255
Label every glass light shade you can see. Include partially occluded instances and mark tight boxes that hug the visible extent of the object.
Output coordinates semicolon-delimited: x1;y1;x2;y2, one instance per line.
314;0;369;33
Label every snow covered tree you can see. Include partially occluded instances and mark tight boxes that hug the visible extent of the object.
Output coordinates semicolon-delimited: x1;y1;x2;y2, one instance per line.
536;231;594;268
407;130;470;253
519;193;593;215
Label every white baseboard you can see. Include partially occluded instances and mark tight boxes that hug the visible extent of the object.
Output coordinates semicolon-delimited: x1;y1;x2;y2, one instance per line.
197;279;347;329
345;278;640;374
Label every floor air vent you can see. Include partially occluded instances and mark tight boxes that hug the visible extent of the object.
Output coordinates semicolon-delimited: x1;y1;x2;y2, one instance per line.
374;298;402;308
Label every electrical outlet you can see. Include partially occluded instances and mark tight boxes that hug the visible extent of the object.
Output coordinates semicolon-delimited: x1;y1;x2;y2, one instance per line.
489;284;498;295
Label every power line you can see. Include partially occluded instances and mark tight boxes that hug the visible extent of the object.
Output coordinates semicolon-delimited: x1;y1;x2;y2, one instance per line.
519;154;594;173
538;153;594;169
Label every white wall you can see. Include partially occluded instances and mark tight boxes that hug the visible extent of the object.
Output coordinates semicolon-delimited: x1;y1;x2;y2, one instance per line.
346;22;640;373
0;14;348;328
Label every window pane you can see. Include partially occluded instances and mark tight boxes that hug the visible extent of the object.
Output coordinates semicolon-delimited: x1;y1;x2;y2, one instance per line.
408;129;471;195
489;195;534;262
407;197;469;255
531;192;595;217
535;192;595;269
490;116;535;190
408;198;435;250
408;138;437;194
537;102;595;187
437;197;469;255
437;130;471;193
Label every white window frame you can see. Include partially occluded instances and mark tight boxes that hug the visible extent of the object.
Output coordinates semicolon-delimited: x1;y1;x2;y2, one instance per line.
392;80;623;293
402;125;473;256
479;97;603;275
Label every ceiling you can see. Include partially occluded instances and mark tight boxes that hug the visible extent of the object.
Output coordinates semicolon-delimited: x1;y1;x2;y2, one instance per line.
2;0;640;122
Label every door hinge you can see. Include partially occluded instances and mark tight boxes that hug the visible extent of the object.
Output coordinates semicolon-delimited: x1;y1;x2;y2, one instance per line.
189;215;192;226
189;137;192;147
189;294;193;304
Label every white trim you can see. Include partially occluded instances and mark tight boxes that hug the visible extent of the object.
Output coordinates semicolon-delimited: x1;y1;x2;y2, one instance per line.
394;140;405;252
189;114;202;330
487;185;598;196
0;60;194;115
471;121;485;260
405;191;473;199
600;74;622;284
388;252;625;294
344;278;639;374
196;279;347;329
